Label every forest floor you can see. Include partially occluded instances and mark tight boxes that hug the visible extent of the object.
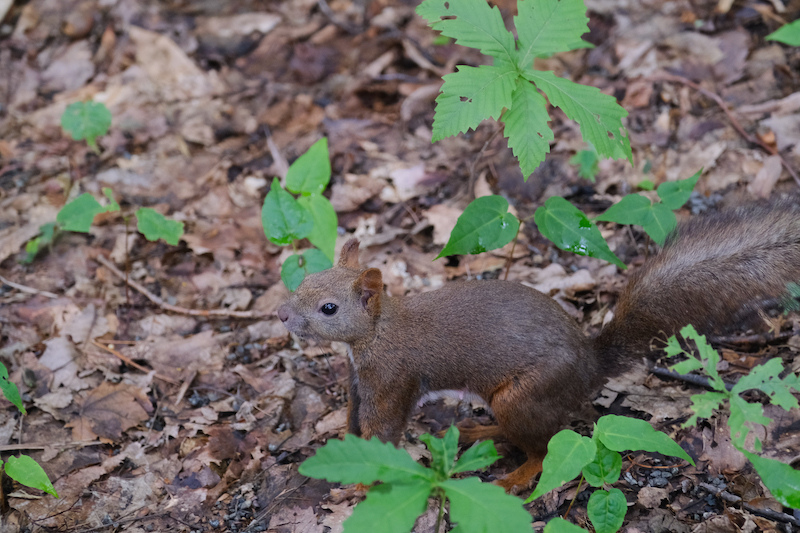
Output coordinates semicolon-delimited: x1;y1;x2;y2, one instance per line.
1;0;800;531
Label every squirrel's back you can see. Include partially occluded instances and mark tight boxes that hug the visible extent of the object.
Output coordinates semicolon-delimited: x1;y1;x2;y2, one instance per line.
595;200;800;372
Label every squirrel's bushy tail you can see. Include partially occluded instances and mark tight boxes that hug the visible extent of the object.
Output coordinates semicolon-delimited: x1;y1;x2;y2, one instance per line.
594;200;800;373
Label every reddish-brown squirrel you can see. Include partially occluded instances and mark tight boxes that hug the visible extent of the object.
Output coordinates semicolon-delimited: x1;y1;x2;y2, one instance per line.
277;201;800;491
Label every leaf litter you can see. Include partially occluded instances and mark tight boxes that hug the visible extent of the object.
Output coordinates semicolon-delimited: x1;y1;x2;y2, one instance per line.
0;0;799;531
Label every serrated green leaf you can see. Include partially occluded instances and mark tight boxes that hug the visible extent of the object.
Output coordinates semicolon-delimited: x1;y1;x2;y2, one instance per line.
731;358;800;411
102;187;120;212
136;208;184;245
420;426;459;479
286;138;331;196
515;0;590;64
544;517;586;533
582;441;621;487
684;392;727;428
765;19;800;46
729;396;772;452
527;429;596;501
452;439;500;475
656;170;700;210
297;194;337;262
587;488;626;533
442;477;533;533
596;194;652;226
262;179;314;245
570;148;599;181
0;362;25;414
4;455;58;497
741;449;800;509
299;434;431;484
416;0;515;62
596;415;694;465
57;193;106;233
679;325;726;391
503;80;554;180
60;100;111;152
534;196;626;269
524;70;631;163
437;195;519;259
344;480;432;533
669;357;704;376
282;249;334;292
432;64;517;142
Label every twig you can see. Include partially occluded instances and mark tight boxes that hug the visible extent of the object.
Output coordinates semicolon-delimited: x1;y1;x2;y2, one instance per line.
649;365;734;392
0;274;59;299
91;340;181;386
95;255;269;319
646;73;800;187
0;441;103;452
699;482;800;527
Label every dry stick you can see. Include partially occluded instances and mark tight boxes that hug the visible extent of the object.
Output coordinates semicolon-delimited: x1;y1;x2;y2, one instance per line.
91;340;180;386
0;274;59;299
646;73;800;187
95;255;269;319
0;441;103;452
698;482;800;527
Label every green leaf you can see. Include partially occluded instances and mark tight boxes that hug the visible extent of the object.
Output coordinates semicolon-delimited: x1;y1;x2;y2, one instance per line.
729;396;772;452
582;441;622;487
765;19;800;47
640;203;676;246
102;187;120;212
656;170;701;210
57;193;106;233
135;208;184;245
502;80;554;180
0;363;25;414
684;391;727;428
344;480;432;533
296;194;338;262
416;0;516;63
587;488;626;533
596;194;652;226
741;449;800;509
432;64;517;142
528;429;596;501
299;434;431;484
534;196;626;269
596;415;694;465
731;358;800;411
523;70;631;164
437;195;519;259
282;249;334;292
4;455;58;497
60;100;111;152
638;179;655;191
262;179;314;245
22;223;57;263
420;426;459;479
570;148;599;181
544;517;587;533
679;325;726;391
441;477;534;533
515;0;590;64
286;138;331;196
452;440;500;475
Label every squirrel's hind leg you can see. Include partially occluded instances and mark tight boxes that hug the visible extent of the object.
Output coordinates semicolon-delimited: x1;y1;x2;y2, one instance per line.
497;456;544;493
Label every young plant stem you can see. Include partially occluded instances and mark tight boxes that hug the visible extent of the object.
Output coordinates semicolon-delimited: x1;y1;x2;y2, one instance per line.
563;474;585;519
435;492;446;533
503;223;522;281
124;216;130;305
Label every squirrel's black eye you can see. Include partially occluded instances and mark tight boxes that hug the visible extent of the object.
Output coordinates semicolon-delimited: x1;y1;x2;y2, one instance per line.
320;303;338;315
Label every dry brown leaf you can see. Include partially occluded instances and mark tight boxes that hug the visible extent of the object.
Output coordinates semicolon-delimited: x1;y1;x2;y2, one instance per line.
67;381;152;441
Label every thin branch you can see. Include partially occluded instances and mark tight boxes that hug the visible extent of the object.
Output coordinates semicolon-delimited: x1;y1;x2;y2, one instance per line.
91;340;181;386
95;255;270;319
0;274;59;299
645;73;800;187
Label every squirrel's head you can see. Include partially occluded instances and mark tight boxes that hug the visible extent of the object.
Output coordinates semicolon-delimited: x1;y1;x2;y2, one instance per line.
276;239;384;343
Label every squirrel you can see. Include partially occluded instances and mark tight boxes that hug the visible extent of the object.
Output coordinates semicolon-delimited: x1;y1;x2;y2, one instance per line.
277;200;800;491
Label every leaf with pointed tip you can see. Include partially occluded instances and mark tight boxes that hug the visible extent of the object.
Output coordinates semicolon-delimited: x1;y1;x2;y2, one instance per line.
437;195;519;259
502;80;553;180
515;0;590;64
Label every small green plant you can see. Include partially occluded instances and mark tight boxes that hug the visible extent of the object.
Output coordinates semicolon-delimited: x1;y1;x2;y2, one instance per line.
766;19;800;47
24;188;184;262
417;0;631;180
524;415;693;532
299;426;533;533
664;325;800;509
570;147;600;181
0;363;58;498
261;138;338;291
60;100;112;153
438;171;699;268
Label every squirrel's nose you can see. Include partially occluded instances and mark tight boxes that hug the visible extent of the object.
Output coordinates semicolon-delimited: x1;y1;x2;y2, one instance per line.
277;306;289;322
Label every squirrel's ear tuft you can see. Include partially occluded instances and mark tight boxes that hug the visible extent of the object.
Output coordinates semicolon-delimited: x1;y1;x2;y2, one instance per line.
339;238;361;269
356;268;383;313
